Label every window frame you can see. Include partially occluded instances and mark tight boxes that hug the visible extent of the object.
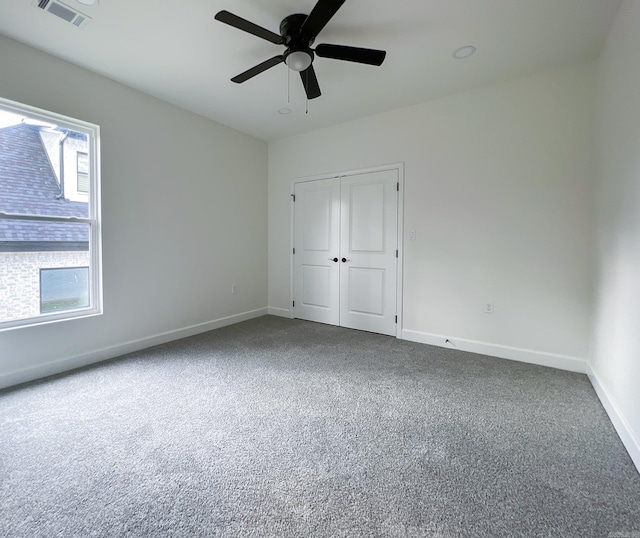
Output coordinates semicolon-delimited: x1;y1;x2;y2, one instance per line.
0;96;102;331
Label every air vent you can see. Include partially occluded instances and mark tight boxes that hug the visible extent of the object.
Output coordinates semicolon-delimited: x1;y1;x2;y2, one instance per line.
34;0;92;28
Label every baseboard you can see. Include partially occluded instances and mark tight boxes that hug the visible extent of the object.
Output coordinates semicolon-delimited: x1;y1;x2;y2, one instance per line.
401;329;587;373
0;307;268;390
268;306;293;318
588;366;640;474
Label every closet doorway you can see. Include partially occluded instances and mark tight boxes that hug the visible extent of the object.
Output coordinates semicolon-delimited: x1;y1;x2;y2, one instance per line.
292;165;402;337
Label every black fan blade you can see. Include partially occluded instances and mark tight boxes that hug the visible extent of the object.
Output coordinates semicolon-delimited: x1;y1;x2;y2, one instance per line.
315;44;386;66
300;65;321;99
231;55;284;83
215;10;284;44
300;0;346;39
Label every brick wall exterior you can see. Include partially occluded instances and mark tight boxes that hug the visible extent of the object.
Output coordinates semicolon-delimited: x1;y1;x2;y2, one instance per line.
0;251;90;322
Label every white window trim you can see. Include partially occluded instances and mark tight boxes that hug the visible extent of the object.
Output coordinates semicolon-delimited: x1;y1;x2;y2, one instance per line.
0;96;103;331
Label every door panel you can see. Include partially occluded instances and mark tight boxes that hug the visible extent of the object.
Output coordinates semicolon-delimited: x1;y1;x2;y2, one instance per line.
294;178;340;325
349;182;385;252
347;267;385;315
340;170;398;336
303;189;332;251
301;265;332;308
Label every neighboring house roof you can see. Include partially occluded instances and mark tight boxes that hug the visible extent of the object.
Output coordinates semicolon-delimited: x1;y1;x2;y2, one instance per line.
0;123;88;250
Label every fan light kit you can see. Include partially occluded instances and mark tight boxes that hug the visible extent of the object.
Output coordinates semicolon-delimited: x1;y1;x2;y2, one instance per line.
214;0;386;100
75;0;98;5
285;50;313;72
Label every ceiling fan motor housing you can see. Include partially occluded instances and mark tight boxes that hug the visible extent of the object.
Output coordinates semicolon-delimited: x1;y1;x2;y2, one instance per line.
280;14;314;47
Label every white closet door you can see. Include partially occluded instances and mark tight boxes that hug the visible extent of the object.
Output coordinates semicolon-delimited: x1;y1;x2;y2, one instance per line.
339;169;398;336
293;177;341;325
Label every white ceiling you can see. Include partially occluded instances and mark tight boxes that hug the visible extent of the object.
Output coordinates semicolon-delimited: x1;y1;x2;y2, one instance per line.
0;0;621;141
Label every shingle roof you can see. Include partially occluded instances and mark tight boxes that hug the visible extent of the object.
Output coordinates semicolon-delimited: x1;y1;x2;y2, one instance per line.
0;123;88;246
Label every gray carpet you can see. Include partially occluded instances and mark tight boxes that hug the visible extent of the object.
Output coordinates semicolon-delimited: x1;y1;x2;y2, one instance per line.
1;316;639;537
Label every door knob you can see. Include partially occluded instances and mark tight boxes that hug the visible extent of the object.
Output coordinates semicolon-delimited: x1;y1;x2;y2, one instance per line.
342;257;350;263
328;257;338;263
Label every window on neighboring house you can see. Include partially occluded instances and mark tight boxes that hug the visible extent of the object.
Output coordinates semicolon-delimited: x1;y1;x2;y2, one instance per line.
77;151;89;193
0;96;102;330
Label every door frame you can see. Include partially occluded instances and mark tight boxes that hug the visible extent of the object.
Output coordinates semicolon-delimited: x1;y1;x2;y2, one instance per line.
289;162;405;338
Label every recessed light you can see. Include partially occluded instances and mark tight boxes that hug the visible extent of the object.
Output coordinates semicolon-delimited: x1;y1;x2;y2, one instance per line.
75;0;99;5
452;45;477;60
277;107;292;115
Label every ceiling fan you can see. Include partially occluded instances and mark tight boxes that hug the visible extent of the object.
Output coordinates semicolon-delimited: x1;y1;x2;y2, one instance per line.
214;0;386;100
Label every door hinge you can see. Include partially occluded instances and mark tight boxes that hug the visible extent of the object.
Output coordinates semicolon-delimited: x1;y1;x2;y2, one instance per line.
396;249;398;258
395;315;398;323
397;182;399;192
292;300;295;307
293;247;295;255
290;194;295;202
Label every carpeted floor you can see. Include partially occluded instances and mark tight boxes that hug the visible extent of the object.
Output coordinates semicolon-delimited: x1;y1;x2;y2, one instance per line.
1;315;639;537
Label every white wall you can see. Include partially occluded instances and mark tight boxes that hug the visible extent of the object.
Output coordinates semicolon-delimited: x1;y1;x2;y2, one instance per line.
590;0;640;469
269;62;595;372
0;35;268;388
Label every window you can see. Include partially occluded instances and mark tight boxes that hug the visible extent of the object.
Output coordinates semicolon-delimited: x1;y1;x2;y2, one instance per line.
40;267;90;314
0;96;102;330
77;151;89;193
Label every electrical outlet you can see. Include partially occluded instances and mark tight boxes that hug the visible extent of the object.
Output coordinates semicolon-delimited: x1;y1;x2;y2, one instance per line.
232;284;238;295
484;302;494;314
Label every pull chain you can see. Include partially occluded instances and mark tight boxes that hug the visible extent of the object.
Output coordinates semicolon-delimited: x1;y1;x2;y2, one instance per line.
305;69;309;114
